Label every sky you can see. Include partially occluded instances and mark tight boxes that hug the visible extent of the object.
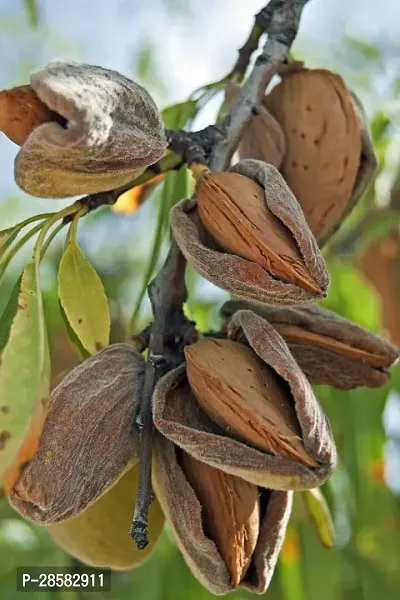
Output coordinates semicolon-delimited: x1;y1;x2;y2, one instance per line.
0;0;398;207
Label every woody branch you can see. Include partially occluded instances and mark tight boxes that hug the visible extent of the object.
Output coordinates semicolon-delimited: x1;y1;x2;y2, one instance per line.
130;0;311;549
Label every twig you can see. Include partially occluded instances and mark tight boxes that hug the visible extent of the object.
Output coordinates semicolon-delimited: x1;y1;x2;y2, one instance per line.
73;127;224;218
130;0;309;549
229;0;290;82
130;241;196;548
210;0;310;170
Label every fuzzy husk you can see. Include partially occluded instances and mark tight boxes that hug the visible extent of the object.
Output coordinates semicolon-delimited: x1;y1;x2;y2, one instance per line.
153;311;336;491
221;301;399;389
170;159;329;306
10;344;144;523
14;62;166;198
153;436;292;595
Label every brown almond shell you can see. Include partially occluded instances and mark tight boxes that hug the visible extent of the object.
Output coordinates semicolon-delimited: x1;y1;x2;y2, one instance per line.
265;68;363;244
153;312;336;491
9;344;144;524
170;159;329;306
319;91;377;246
153;435;292;595
221;301;399;389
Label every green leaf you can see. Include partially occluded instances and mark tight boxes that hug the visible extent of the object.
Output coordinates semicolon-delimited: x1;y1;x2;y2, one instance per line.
58;241;110;355
345;36;381;62
0;262;50;481
137;43;153;81
24;0;39;28
0;228;19;258
302;488;335;549
0;277;22;354
130;179;171;329
59;301;90;360
162;100;198;129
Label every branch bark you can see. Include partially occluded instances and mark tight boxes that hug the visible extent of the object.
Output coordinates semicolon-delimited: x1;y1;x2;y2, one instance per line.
210;0;310;171
130;0;310;549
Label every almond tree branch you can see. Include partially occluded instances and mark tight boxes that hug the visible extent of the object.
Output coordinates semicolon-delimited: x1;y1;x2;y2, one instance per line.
210;0;310;171
130;0;309;550
130;241;197;548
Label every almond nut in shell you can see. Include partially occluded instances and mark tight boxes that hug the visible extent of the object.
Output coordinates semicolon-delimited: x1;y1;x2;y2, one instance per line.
180;451;260;587
185;338;317;468
265;68;363;243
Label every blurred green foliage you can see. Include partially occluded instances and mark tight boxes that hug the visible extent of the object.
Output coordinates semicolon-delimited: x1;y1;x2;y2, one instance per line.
1;2;400;599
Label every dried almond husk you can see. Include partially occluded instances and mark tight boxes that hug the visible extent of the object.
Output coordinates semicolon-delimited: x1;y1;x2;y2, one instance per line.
185;338;317;467
48;464;164;570
13;61;166;198
180;451;260;587
153;311;336;491
265;68;376;245
170;159;329;306
225;81;285;168
153;436;292;594
9;344;144;523
221;301;399;390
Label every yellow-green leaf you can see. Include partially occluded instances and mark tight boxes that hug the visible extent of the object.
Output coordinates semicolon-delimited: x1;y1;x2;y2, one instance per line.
0;227;19;257
0;276;22;354
0;262;50;483
58;241;110;355
302;488;335;549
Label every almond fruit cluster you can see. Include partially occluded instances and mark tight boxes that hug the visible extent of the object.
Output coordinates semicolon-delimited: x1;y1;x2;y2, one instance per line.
3;62;398;596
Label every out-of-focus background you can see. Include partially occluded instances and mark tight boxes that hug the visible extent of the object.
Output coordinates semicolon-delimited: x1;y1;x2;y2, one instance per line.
0;0;400;598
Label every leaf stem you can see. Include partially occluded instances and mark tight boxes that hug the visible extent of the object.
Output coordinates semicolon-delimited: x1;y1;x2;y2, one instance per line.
40;221;67;260
0;222;44;281
33;202;82;269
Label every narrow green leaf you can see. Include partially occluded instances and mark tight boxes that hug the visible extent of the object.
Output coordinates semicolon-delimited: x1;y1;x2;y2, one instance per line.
302;488;335;549
58;241;110;355
0;276;22;354
162;100;198;129
24;0;39;28
59;301;90;360
130;180;171;329
0;228;19;258
0;262;50;481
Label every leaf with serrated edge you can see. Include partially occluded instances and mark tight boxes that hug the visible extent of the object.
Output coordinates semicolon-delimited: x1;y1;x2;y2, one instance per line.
58;241;110;355
302;488;335;549
0;262;50;486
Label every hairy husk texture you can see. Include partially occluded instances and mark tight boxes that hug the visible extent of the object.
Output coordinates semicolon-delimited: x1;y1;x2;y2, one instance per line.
153;436;292;595
48;464;165;570
221;301;399;389
13;62;166;197
9;344;145;523
170;159;329;306
265;68;372;245
153;311;336;491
